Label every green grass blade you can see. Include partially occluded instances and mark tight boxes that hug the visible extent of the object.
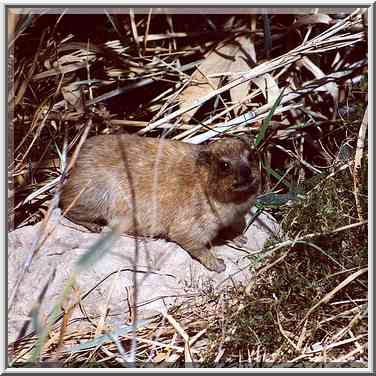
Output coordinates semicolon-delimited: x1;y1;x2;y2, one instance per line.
75;230;119;272
255;86;287;147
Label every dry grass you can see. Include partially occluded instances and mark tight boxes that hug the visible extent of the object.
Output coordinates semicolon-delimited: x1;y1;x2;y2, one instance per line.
8;7;368;368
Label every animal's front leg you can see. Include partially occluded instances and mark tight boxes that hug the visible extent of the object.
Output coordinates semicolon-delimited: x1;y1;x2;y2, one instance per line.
217;217;248;246
173;235;226;273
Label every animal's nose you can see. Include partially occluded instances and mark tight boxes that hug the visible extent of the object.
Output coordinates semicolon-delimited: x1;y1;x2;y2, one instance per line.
235;164;253;186
239;164;253;180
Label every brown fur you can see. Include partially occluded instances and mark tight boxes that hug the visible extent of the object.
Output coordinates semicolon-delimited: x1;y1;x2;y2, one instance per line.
60;134;260;272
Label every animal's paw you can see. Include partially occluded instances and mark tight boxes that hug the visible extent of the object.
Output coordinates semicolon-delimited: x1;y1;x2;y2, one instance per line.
209;257;226;273
191;249;227;273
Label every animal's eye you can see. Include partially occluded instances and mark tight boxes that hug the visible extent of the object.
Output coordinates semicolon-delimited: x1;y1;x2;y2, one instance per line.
220;160;231;171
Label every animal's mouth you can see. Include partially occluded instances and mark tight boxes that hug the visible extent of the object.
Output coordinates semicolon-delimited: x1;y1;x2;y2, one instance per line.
233;178;259;193
233;182;251;192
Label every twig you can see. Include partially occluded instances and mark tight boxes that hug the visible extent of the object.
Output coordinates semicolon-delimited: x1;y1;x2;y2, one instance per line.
163;312;194;363
304;333;367;354
353;106;368;221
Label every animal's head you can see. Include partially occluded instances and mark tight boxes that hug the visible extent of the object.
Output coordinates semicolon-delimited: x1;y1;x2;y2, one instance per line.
197;137;260;203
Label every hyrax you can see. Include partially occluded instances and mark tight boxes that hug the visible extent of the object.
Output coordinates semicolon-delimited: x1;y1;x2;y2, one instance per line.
60;134;260;273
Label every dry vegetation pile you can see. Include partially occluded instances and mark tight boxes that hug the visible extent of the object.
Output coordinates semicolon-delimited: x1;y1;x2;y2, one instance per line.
8;8;368;367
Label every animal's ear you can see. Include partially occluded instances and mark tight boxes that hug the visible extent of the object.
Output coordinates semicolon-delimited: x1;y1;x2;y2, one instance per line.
236;134;253;148
197;147;211;166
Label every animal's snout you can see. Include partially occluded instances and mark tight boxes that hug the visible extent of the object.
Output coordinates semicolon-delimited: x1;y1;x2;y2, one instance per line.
238;164;253;184
232;164;255;191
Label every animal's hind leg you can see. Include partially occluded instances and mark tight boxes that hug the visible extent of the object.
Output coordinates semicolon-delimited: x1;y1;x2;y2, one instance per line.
108;215;137;235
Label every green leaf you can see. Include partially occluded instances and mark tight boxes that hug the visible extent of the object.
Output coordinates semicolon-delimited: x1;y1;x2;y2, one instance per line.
255;86;287;147
64;320;149;354
27;275;76;363
256;192;300;208
75;230;119;272
261;158;293;191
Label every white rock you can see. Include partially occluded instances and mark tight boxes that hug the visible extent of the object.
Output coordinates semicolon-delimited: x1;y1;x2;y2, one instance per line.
8;208;278;343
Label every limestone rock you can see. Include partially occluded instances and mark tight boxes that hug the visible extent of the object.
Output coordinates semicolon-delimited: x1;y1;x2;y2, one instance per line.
8;208;278;343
